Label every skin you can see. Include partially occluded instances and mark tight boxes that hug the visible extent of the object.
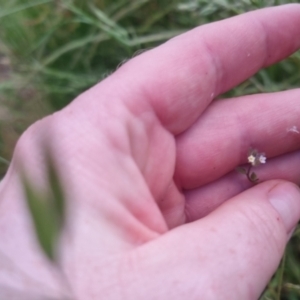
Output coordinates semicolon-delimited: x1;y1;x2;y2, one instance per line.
1;4;300;300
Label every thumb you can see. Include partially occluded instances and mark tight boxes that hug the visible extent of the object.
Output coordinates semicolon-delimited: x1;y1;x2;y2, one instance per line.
130;180;300;300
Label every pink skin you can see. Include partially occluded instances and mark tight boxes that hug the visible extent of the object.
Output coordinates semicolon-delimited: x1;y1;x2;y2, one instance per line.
1;4;300;300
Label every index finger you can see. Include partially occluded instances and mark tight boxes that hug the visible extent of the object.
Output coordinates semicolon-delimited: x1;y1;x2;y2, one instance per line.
102;4;300;134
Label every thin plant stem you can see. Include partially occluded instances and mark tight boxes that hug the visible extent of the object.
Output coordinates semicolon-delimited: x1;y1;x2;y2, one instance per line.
276;251;286;300
246;165;254;183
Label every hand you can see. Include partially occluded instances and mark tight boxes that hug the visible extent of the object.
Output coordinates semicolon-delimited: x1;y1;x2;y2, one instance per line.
1;4;300;300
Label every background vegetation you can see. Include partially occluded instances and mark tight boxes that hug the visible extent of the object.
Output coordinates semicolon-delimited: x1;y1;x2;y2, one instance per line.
0;0;300;299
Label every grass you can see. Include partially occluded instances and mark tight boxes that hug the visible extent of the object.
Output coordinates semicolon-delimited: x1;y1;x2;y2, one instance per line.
0;0;300;299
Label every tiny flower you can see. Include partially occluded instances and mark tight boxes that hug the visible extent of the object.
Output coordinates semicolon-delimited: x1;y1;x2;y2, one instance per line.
258;154;266;164
247;149;267;166
248;154;256;165
237;148;267;184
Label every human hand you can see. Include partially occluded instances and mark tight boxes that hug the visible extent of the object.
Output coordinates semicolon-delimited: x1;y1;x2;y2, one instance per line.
1;4;300;300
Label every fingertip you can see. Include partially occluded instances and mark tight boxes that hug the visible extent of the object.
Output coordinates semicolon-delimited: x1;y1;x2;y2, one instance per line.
267;181;300;235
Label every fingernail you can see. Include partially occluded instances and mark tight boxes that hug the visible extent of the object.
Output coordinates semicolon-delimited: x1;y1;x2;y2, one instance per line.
268;183;300;234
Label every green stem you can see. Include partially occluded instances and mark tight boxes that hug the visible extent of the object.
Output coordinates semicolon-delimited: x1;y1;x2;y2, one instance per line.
276;251;286;300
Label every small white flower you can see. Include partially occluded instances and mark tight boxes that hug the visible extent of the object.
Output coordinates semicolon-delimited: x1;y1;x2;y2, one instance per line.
248;154;256;165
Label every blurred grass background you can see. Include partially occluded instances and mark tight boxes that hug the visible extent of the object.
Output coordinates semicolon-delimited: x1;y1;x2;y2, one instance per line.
0;0;299;299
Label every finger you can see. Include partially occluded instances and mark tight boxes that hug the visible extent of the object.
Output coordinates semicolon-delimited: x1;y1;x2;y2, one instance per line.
175;89;300;189
98;4;300;134
185;150;300;221
126;180;300;300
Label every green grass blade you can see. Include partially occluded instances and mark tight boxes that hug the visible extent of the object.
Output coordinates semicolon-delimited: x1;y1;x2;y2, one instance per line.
41;33;108;66
276;251;286;300
22;175;59;261
89;3;126;32
127;30;185;46
112;0;150;21
0;0;52;19
0;156;10;166
46;154;66;227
